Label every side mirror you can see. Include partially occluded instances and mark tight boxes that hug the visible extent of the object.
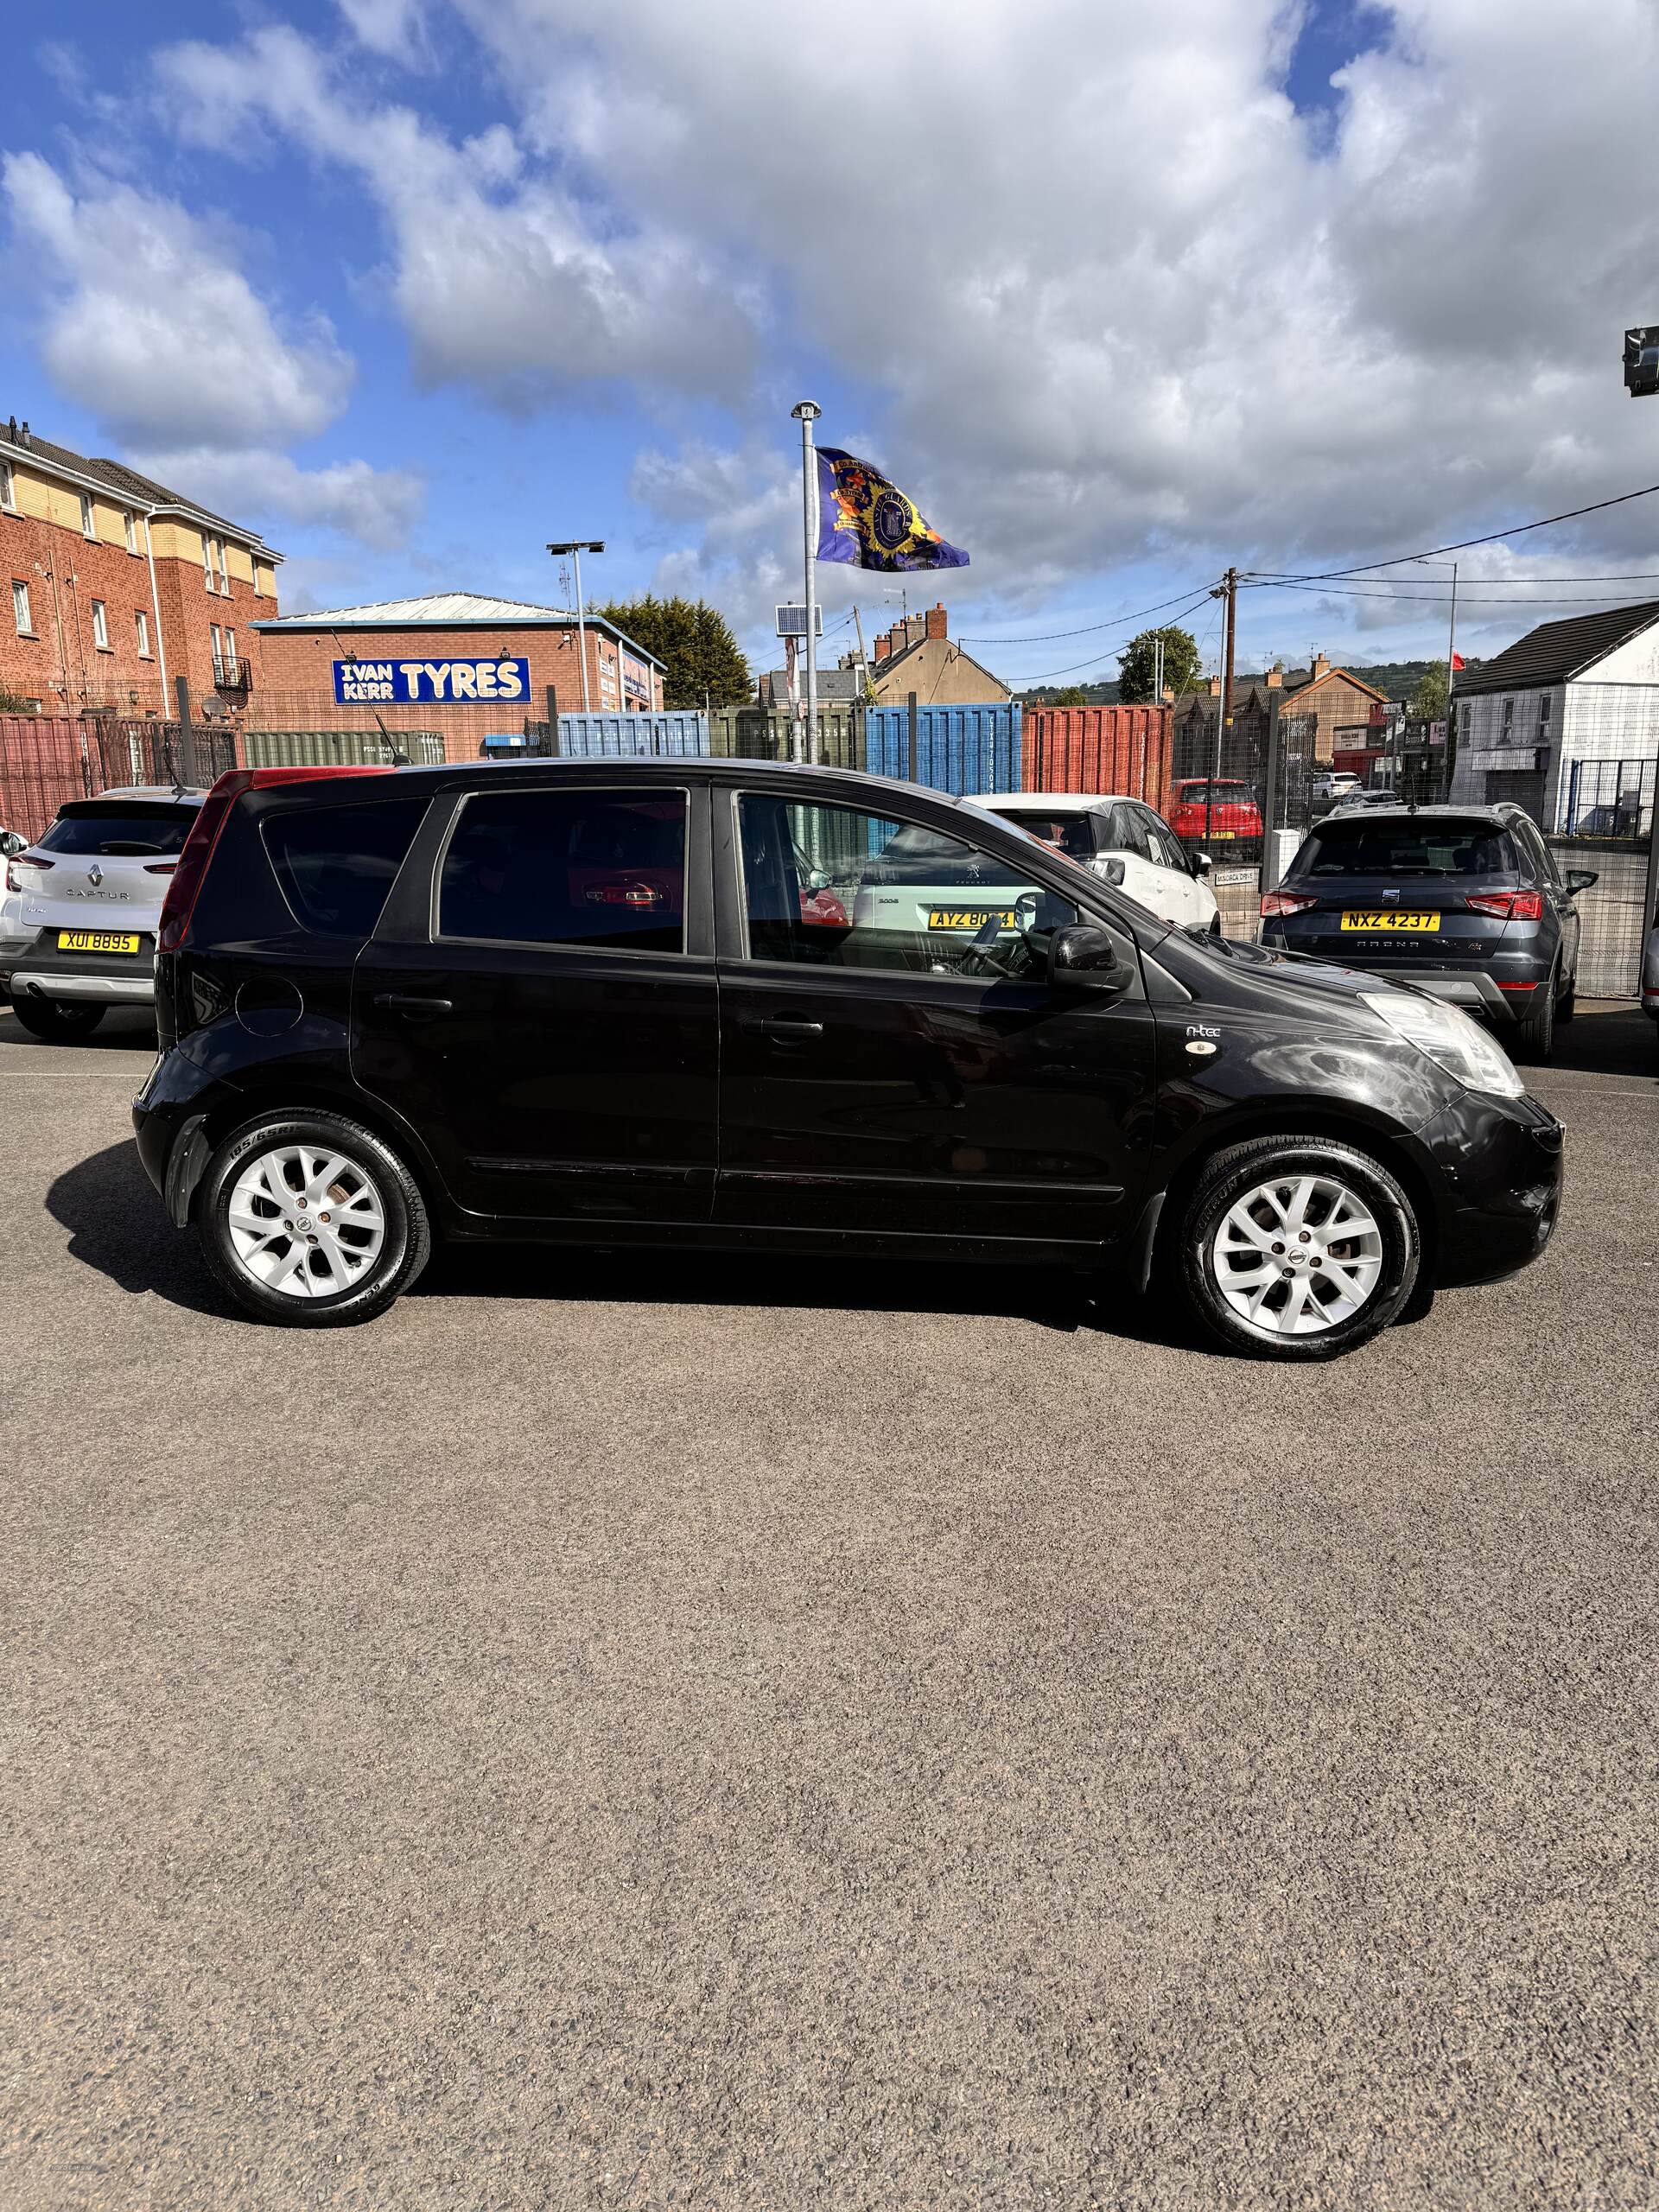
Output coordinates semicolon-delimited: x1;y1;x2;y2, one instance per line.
1048;923;1126;994
0;830;25;858
1564;869;1599;895
1193;850;1213;877
807;868;832;892
1095;856;1126;887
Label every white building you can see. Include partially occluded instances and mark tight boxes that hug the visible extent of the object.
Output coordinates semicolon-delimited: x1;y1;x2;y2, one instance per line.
1449;600;1659;833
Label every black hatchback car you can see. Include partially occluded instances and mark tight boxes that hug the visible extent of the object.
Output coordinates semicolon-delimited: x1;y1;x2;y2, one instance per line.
132;760;1563;1360
1260;804;1597;1060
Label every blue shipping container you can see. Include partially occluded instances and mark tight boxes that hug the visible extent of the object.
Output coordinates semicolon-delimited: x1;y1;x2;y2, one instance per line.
864;703;1021;798
556;712;710;759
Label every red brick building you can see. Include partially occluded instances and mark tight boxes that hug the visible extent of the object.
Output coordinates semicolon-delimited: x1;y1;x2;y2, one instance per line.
1;416;281;720
251;594;667;732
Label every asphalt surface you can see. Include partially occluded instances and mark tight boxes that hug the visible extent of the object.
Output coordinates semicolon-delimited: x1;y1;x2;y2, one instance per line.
4;1001;1657;2210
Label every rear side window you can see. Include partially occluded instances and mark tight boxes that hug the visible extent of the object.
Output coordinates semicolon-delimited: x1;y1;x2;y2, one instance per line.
263;798;429;937
989;809;1096;861
438;787;687;952
41;803;198;856
1300;821;1517;877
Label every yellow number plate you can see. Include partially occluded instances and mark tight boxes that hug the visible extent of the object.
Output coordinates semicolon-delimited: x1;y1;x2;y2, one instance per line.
1340;912;1440;932
1207;830;1235;840
57;929;141;954
927;908;1016;931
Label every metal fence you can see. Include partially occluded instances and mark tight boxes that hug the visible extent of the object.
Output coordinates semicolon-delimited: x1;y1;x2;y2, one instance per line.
0;714;237;842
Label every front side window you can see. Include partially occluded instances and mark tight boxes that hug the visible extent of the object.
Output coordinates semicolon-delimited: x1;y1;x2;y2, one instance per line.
12;577;32;634
1141;810;1189;870
440;787;688;953
91;598;109;649
264;798;430;937
79;493;95;538
738;795;1078;977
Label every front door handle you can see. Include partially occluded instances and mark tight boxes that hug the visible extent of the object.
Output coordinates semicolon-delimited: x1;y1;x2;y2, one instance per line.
373;992;454;1015
740;1014;824;1039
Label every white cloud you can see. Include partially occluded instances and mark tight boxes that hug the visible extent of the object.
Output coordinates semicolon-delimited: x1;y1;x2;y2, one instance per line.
156;27;759;409
336;0;429;60
130;448;425;551
0;152;352;448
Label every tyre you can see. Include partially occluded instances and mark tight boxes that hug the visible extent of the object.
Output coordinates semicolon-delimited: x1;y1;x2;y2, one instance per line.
1175;1135;1421;1361
195;1110;430;1327
1556;972;1576;1025
9;995;106;1041
1509;969;1556;1062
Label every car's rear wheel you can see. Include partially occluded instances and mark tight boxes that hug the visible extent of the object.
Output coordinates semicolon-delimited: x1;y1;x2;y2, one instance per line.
8;995;106;1041
1175;1135;1421;1361
1556;972;1576;1024
196;1110;430;1327
1510;969;1557;1062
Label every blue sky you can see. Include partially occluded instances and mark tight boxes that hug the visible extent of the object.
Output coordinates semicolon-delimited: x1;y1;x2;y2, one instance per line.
3;0;1656;687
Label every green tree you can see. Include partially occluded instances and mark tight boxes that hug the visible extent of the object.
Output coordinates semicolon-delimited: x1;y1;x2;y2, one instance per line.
1117;625;1202;704
596;594;752;711
1408;659;1449;720
1047;684;1090;708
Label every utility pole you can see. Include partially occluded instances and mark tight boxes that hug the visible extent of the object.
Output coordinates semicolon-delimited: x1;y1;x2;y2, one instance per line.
547;540;605;716
791;401;822;765
1205;569;1236;848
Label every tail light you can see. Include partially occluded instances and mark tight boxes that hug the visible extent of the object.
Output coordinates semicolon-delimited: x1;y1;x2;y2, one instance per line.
1261;890;1318;917
584;880;663;906
5;853;51;893
158;765;394;953
1466;890;1544;920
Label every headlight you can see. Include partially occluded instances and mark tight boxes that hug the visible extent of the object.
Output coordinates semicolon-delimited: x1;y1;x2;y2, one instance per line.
1360;990;1524;1097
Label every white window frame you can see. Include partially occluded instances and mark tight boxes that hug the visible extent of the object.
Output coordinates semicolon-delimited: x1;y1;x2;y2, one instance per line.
0;459;14;512
11;577;31;635
91;598;110;651
216;539;230;594
135;608;151;658
202;536;214;589
223;627;238;677
80;493;97;539
123;509;138;554
210;623;225;681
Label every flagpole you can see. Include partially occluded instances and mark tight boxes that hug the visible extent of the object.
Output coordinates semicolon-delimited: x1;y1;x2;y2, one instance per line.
792;400;822;766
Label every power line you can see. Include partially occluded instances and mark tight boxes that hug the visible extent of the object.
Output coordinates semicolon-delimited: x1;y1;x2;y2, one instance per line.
1237;477;1659;584
958;584;1217;645
1002;588;1220;685
1243;578;1659;607
1245;568;1659;586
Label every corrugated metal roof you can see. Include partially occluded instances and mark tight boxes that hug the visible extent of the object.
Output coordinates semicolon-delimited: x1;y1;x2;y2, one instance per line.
1451;601;1659;695
251;591;667;668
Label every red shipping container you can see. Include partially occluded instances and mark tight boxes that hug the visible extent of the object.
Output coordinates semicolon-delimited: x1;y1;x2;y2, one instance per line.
1021;705;1174;817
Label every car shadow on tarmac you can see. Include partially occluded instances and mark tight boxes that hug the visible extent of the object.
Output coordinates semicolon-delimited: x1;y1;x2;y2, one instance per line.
46;1141;227;1319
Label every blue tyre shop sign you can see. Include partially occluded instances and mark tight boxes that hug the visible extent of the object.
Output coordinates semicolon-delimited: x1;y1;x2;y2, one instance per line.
334;657;531;705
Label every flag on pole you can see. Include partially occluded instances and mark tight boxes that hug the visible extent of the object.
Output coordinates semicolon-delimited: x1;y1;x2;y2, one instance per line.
815;448;969;572
1450;651;1465;671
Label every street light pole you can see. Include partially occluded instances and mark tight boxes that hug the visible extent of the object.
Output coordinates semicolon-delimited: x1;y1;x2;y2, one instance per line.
547;539;605;718
791;401;822;766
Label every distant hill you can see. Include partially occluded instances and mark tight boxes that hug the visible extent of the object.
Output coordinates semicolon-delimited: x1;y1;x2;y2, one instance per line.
1017;681;1121;707
1343;658;1485;702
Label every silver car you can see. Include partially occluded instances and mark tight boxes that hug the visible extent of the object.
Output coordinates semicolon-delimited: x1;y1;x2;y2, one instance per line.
0;786;204;1041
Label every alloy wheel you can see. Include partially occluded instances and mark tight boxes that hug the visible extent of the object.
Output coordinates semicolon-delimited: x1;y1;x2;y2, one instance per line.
1210;1172;1384;1338
226;1144;387;1299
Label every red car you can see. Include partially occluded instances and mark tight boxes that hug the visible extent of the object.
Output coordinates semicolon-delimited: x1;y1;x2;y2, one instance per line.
1168;779;1262;844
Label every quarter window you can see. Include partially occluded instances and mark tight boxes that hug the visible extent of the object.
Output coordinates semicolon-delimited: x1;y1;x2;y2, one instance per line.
440;787;688;953
91;598;109;650
12;578;31;634
263;798;430;938
737;794;1078;976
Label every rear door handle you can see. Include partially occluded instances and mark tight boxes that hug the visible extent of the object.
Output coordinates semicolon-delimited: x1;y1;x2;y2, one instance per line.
740;1014;824;1039
373;992;454;1014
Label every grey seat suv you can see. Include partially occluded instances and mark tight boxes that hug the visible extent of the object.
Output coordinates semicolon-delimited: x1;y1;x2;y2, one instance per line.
1260;803;1596;1062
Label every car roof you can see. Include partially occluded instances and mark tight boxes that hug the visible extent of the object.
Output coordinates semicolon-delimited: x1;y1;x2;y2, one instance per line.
334;753;1016;813
1316;802;1512;825
978;791;1133;810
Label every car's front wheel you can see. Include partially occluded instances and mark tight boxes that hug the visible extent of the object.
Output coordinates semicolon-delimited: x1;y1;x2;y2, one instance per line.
196;1110;430;1326
1175;1135;1421;1360
9;995;106;1041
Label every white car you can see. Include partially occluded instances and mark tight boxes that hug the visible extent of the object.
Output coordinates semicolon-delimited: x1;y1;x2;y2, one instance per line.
1;785;204;1040
978;791;1220;931
1313;771;1362;804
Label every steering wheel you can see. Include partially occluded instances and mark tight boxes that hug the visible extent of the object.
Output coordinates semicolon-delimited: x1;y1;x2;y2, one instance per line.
955;895;1042;979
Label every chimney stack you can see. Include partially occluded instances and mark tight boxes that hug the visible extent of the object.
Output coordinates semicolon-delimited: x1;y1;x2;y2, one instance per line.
1311;652;1330;680
1266;663;1283;690
19;421;30;448
925;601;947;641
874;635;891;664
1208;675;1221;697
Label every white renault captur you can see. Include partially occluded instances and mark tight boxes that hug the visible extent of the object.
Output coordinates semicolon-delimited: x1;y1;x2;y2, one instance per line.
981;791;1220;931
0;786;204;1040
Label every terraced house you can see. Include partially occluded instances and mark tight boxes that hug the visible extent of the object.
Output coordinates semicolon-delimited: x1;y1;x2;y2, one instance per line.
0;416;281;720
